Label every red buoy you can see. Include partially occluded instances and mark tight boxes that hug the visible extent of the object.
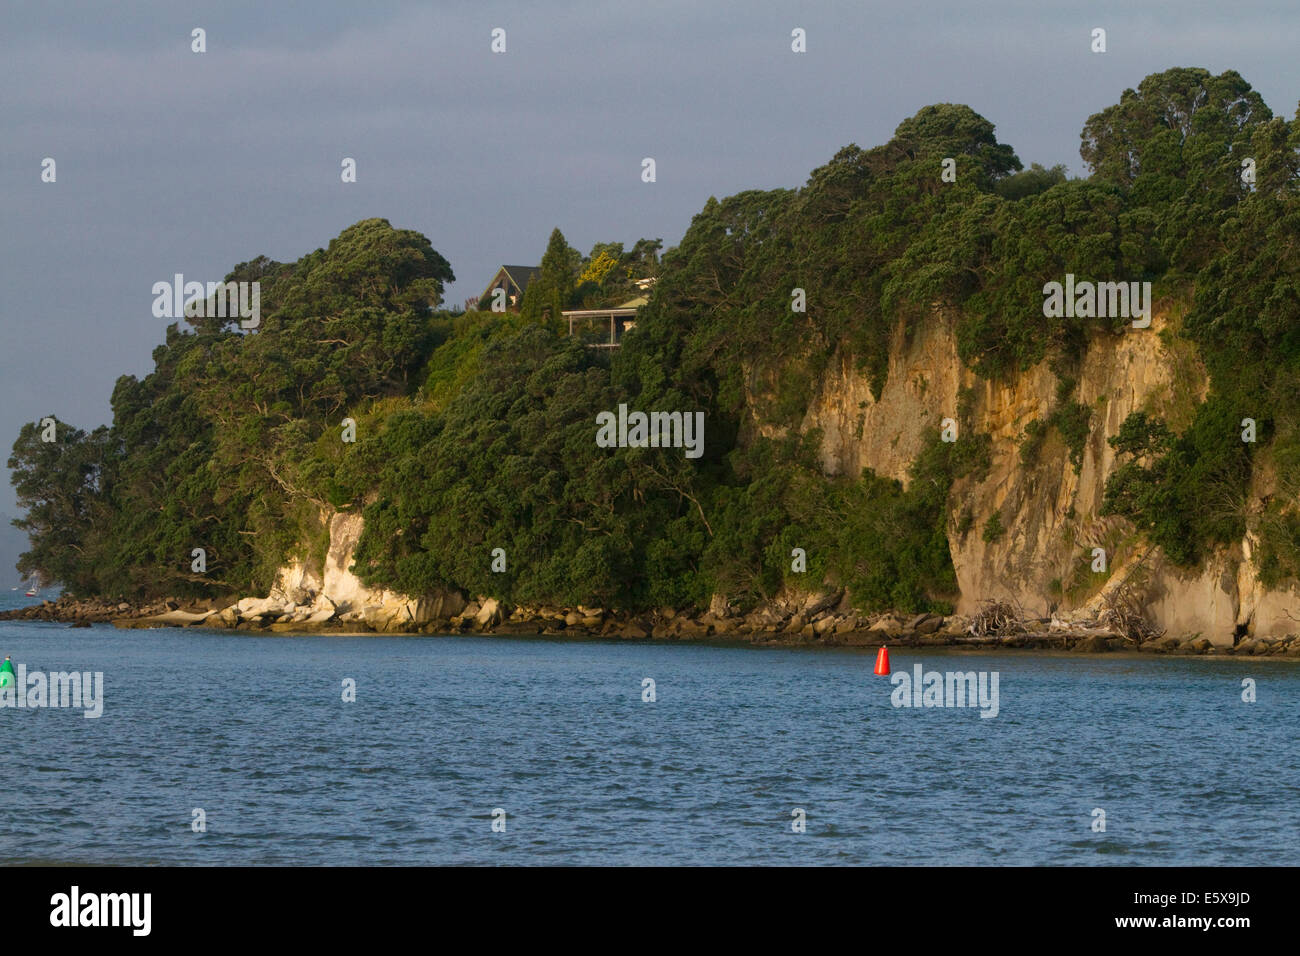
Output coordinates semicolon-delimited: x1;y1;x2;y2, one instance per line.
874;645;890;675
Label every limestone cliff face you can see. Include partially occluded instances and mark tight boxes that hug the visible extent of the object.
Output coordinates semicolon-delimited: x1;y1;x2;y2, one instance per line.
794;310;1300;646
272;511;464;631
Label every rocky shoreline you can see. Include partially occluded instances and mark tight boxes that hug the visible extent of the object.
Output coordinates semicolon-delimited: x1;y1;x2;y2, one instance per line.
4;589;1300;658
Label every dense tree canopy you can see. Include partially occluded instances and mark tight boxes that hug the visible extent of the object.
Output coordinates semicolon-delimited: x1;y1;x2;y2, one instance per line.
12;69;1300;607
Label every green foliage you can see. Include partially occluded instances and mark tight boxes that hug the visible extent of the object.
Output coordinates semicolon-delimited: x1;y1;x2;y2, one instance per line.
1019;418;1047;466
981;511;1006;544
520;228;578;327
7;417;111;595
1102;403;1251;566
12;68;1300;612
995;163;1069;201
1051;401;1092;473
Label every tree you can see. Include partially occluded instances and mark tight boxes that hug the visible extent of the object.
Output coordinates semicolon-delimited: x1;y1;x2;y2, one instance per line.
520;228;578;327
8;418;112;594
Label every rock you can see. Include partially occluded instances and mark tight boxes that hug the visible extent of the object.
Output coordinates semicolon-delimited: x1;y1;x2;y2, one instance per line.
803;590;842;617
708;593;731;618
870;616;902;633
813;616;838;635
564;611;582;627
676;619;709;639
113;609;216;629
837;631;875;647
912;614;943;635
475;598;503;628
237;596;289;622
493;620;541;635
405;591;465;624
362;601;413;632
305;595;337;625
580;616;603;628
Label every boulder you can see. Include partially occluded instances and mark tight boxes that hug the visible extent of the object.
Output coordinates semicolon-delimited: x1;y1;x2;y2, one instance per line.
909;613;943;635
237;596;289;622
676;618;709;639
305;595;337;625
475;598;503;628
708;594;731;619
362;600;413;632
802;590;841;617
404;591;465;624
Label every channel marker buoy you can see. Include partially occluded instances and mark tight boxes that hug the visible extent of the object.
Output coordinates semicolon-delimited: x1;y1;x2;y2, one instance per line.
873;645;890;676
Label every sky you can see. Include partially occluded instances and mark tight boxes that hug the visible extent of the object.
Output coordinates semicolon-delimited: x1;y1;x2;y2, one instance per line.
1;0;1298;516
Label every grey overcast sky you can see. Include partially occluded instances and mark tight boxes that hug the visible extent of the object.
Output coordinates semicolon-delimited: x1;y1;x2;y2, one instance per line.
2;0;1297;516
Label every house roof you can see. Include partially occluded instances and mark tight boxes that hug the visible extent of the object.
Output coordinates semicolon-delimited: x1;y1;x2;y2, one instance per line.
480;265;541;304
499;265;540;292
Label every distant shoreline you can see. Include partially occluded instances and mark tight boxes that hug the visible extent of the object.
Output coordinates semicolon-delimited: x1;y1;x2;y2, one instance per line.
4;594;1298;659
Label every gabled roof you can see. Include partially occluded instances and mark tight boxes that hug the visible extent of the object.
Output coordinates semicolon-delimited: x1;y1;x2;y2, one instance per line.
480;265;542;307
499;265;540;293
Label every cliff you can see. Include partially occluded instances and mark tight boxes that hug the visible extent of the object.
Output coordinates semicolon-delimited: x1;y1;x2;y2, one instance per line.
794;307;1299;647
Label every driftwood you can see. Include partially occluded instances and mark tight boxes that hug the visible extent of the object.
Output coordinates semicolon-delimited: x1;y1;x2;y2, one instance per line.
968;599;1029;638
1098;579;1164;644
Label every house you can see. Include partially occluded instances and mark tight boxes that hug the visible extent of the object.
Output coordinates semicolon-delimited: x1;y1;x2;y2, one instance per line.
479;265;541;311
562;296;646;349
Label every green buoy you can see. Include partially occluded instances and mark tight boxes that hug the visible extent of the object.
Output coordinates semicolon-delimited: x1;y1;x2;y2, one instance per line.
0;657;13;689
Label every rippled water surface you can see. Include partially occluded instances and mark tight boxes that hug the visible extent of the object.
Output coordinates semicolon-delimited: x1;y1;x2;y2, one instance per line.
0;592;1295;865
